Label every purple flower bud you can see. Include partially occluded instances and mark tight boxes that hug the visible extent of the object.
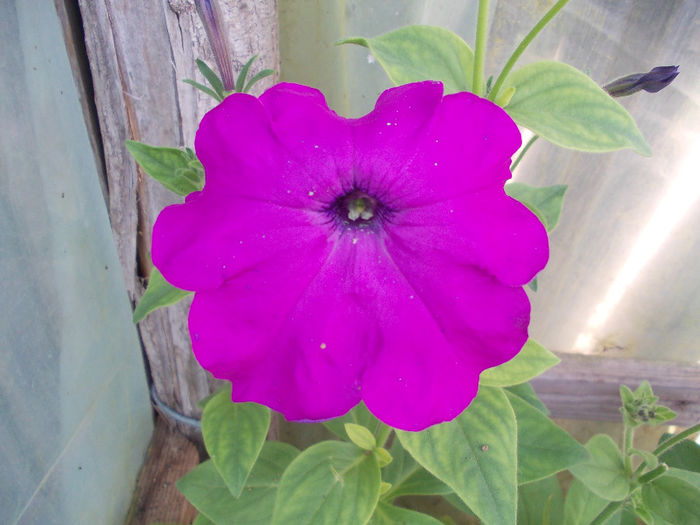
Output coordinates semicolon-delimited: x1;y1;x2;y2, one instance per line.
194;0;235;91
604;65;679;97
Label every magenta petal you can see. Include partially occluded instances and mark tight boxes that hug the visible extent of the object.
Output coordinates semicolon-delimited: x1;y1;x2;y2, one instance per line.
351;82;443;194
152;190;326;291
383;91;521;208
388;187;549;286
151;81;551;431
360;237;530;430
189;234;381;421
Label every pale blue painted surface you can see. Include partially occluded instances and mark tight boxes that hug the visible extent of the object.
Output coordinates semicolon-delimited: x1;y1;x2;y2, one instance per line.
0;2;153;524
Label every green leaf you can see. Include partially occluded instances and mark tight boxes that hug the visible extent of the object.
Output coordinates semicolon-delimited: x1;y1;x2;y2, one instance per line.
345;423;377;450
505;382;549;415
183;78;222;101
504;61;651;155
619;385;635;406
642;475;700;524
569;434;630;501
196;58;225;100
324;402;384;442
650;405;677;425
125;140;205;195
480;339;560;387
506;391;588;484
381;437;451;501
197;387;225;410
132;267;191;323
658;434;700;473
338;25;474;94
505;183;568;232
244;69;275;93
235;55;258;93
563;478;619;525
517;475;564;525
201;388;270;498
177;441;299;525
397;386;518;525
193;515;216;525
271;440;381;525
666;466;700;488
374;447;393;468
528;277;538;292
369;502;444;525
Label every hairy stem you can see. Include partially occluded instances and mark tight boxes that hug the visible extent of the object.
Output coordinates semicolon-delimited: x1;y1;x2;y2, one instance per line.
590;501;624;525
623;425;635;474
654;422;700;456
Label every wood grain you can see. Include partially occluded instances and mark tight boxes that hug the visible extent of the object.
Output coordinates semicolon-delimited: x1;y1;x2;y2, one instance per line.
532;353;700;425
77;0;279;430
125;416;200;525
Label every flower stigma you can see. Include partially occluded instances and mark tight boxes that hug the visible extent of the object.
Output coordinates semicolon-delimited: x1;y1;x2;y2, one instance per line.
329;189;385;229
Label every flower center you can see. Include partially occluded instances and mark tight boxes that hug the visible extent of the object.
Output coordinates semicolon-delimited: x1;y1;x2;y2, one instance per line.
329;189;385;229
347;195;375;221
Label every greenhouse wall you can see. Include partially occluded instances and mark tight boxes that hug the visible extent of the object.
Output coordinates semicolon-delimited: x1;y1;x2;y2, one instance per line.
0;2;153;524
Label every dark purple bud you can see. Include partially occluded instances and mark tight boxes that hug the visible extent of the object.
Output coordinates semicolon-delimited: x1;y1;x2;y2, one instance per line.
604;65;679;97
194;0;235;91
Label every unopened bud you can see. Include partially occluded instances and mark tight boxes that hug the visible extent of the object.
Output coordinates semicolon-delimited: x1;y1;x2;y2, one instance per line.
194;0;235;91
604;65;679;97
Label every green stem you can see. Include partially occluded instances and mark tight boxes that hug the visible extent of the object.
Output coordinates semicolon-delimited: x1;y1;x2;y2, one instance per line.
637;463;668;484
488;0;570;102
510;134;539;171
653;422;700;456
472;0;490;96
590;501;624;525
375;425;393;448
632;422;700;478
623;425;635;475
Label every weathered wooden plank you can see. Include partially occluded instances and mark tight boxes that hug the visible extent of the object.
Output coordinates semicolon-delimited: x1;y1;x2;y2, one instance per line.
125;416;200;525
77;0;279;430
532;353;700;425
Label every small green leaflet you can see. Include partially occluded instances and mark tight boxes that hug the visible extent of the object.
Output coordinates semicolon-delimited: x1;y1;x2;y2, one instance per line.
201;388;271;498
480;339;560;387
505;182;568;232
132;267;191;323
569;434;630;501
397;386;518;525
270;441;381;525
504;61;651;155
338;25;474;94
125;140;204;195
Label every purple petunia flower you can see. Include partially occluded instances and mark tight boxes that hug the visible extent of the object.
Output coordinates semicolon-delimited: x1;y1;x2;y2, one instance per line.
152;81;548;431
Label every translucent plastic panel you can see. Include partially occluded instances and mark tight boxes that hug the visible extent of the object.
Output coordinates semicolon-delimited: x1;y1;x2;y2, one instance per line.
0;2;152;524
279;0;699;363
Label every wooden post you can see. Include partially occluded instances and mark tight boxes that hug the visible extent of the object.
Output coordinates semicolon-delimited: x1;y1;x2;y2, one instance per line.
77;0;279;434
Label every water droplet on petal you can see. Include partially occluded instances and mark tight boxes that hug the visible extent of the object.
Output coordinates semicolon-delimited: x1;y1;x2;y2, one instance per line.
320;342;327;349
409;295;414;299
352;238;358;245
308;190;315;196
434;162;438;166
314;144;319;149
449;209;454;213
